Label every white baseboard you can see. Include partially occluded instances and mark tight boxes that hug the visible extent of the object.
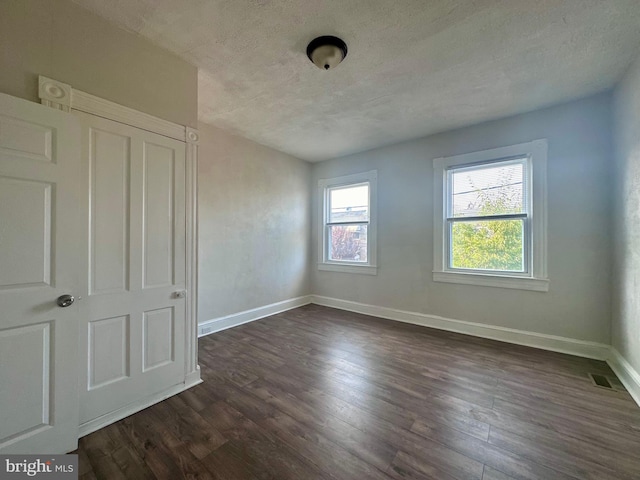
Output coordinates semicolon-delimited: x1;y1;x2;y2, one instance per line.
607;348;640;407
78;374;203;438
198;295;313;337
194;294;639;408
310;295;611;361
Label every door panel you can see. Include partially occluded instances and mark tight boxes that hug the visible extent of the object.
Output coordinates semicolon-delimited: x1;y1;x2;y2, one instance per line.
0;322;51;441
88;315;130;389
0;114;53;163
143;307;175;372
0;93;81;453
143;142;175;289
89;128;130;295
0;178;51;288
76;112;186;425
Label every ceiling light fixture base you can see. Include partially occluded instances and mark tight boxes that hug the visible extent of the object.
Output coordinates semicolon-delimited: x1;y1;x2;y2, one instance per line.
306;36;348;70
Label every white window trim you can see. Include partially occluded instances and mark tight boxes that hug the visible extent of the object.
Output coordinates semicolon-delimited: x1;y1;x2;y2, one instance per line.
433;140;549;292
318;170;378;275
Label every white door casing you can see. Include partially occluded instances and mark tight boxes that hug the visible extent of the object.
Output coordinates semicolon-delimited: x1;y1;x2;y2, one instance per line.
0;93;82;453
75;112;188;425
38;76;201;435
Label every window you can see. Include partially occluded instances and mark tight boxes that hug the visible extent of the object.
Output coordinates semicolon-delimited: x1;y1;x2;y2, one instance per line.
448;159;527;272
318;171;377;275
433;140;548;291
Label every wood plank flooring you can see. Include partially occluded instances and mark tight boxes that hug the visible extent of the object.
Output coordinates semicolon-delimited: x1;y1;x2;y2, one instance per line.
75;305;640;479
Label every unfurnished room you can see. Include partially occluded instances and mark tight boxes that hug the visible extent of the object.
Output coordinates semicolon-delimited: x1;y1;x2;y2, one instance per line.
1;1;640;479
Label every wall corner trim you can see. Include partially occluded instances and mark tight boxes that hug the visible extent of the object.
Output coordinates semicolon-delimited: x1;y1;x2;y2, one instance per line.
198;295;313;337
607;348;640;407
309;295;611;361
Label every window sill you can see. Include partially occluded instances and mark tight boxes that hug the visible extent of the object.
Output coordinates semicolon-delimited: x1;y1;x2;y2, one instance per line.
433;271;549;292
318;263;378;276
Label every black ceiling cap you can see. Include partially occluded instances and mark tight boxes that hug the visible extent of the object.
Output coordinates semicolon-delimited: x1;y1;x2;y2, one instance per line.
306;36;348;61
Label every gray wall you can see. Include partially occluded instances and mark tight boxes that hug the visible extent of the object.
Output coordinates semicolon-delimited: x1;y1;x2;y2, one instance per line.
612;54;640;372
0;2;619;346
311;94;613;343
197;122;311;323
0;0;198;127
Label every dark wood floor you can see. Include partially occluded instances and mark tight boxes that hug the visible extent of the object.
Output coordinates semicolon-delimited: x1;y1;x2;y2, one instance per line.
76;305;640;480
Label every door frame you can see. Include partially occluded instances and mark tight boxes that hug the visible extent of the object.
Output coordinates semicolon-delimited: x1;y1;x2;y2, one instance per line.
38;76;202;433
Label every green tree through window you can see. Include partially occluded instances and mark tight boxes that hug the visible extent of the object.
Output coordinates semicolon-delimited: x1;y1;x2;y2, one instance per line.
450;166;524;271
451;198;524;271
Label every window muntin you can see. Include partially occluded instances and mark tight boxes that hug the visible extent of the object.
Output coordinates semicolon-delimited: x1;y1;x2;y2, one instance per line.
445;157;530;274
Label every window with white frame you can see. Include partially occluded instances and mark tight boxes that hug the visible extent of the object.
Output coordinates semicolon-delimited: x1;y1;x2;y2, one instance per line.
433;140;548;291
318;171;377;275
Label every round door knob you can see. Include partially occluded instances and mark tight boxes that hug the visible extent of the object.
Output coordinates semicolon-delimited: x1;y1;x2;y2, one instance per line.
56;294;75;307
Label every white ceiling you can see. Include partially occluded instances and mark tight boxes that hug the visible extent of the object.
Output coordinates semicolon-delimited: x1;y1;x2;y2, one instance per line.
72;0;640;162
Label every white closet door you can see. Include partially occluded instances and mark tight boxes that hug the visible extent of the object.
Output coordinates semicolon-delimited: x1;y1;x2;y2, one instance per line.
75;112;187;425
0;93;82;453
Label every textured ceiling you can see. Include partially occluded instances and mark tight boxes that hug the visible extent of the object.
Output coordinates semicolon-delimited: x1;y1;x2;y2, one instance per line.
72;0;640;161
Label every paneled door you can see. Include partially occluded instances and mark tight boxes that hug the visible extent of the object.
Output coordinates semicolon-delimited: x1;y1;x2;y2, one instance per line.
0;93;82;453
74;112;187;425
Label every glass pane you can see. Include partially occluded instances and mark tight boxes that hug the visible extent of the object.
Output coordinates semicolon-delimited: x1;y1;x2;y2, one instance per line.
451;161;524;217
450;219;524;272
329;184;369;223
328;225;368;262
